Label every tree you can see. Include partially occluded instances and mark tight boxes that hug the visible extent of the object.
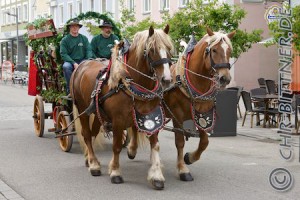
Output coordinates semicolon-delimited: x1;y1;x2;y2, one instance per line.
162;0;262;58
267;4;300;52
119;0;160;40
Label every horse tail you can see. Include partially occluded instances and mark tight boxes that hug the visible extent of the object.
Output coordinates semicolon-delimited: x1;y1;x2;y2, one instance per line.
88;114;106;150
73;104;106;155
73;103;86;155
127;127;149;149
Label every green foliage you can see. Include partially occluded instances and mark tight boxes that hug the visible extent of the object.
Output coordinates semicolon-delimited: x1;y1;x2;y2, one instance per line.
64;11;122;39
119;0;160;39
164;0;262;58
267;5;300;52
121;0;262;58
25;12;121;102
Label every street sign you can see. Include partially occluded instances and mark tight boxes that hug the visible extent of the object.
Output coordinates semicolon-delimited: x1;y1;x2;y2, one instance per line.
264;5;281;24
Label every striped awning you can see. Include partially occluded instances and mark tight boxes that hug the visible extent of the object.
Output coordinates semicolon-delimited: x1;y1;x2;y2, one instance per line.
291;48;300;92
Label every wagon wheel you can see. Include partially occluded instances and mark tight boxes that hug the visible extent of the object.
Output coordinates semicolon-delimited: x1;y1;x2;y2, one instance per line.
57;111;73;152
33;95;45;137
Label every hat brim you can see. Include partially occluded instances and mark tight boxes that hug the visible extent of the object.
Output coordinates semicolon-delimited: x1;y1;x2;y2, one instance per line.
67;23;83;28
99;24;113;28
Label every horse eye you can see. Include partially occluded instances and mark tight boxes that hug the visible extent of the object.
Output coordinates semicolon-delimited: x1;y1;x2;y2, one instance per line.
212;49;217;53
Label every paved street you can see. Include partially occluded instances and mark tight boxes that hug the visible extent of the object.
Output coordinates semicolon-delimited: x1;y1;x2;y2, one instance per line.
0;82;299;200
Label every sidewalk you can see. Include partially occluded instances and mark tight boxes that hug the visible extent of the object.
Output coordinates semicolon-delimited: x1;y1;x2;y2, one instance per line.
0;180;24;200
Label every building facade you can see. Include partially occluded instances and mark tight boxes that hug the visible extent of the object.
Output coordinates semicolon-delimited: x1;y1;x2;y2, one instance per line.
49;0;119;29
0;0;29;66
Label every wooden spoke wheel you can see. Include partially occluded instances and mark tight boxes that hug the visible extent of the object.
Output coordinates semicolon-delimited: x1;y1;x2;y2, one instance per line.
33;95;45;137
57;111;73;152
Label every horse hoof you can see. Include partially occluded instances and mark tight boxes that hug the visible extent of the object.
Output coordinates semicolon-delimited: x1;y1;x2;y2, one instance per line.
127;151;136;160
90;169;101;176
111;176;124;184
184;153;192;165
85;159;89;167
179;173;194;181
152;180;164;190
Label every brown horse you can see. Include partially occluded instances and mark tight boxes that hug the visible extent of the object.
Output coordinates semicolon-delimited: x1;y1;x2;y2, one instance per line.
70;25;174;189
161;28;235;181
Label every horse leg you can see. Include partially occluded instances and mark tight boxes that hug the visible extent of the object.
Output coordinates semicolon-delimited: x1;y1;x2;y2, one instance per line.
81;116;101;176
147;133;165;190
85;117;101;167
184;129;209;165
109;127;124;184
127;126;138;159
174;130;193;181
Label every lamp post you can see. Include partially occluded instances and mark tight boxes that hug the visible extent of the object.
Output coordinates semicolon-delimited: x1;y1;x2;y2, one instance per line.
5;10;19;65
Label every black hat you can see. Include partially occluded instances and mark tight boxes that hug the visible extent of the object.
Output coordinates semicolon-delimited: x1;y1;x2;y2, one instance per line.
66;19;83;28
99;20;113;28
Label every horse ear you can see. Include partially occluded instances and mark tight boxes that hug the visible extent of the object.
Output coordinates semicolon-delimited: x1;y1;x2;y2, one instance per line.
227;30;236;39
164;24;170;34
149;26;154;37
206;27;214;36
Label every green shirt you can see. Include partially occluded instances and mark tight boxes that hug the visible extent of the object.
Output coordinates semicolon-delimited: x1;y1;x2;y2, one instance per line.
91;34;119;59
60;34;93;64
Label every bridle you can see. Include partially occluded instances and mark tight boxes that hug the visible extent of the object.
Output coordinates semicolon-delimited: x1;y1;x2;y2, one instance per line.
143;37;173;74
205;43;231;71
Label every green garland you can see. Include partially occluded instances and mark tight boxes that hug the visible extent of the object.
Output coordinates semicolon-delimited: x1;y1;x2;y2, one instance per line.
64;11;122;39
25;12;120;103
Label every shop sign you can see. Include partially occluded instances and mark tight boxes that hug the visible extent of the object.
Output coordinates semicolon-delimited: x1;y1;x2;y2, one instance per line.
1;60;14;81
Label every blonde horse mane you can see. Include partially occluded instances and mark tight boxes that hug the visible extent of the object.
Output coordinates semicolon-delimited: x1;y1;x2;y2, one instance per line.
108;28;174;89
204;31;233;50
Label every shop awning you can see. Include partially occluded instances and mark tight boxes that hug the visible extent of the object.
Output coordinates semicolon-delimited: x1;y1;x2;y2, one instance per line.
291;48;300;92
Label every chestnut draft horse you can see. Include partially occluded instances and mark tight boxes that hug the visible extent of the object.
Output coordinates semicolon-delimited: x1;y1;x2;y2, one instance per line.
70;25;174;189
162;28;235;181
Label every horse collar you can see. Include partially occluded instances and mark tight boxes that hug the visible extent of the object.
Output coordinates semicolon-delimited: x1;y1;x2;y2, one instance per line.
182;52;218;101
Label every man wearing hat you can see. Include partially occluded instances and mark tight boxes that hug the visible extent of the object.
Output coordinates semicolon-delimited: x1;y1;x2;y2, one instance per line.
91;20;119;63
60;19;93;94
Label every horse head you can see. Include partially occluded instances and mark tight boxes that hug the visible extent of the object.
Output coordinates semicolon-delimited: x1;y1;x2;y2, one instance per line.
133;25;174;89
204;28;235;89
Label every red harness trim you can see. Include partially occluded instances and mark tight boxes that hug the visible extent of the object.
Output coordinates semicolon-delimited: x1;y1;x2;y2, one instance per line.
95;60;113;125
185;53;216;96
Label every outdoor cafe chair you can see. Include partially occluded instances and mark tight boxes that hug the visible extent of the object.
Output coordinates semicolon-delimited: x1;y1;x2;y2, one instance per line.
250;88;267;109
265;79;277;94
257;78;266;89
241;91;265;128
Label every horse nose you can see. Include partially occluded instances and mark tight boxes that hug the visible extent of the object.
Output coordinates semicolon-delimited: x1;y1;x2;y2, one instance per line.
219;75;231;86
162;78;172;89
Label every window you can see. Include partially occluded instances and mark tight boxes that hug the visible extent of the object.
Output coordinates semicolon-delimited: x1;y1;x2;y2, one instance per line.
128;0;134;11
101;0;106;13
143;0;151;13
68;3;73;19
2;11;6;25
17;5;22;22
59;5;64;25
5;9;10;24
90;0;94;11
23;3;28;21
106;0;113;13
11;8;16;23
160;0;169;11
77;0;82;14
179;0;189;7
